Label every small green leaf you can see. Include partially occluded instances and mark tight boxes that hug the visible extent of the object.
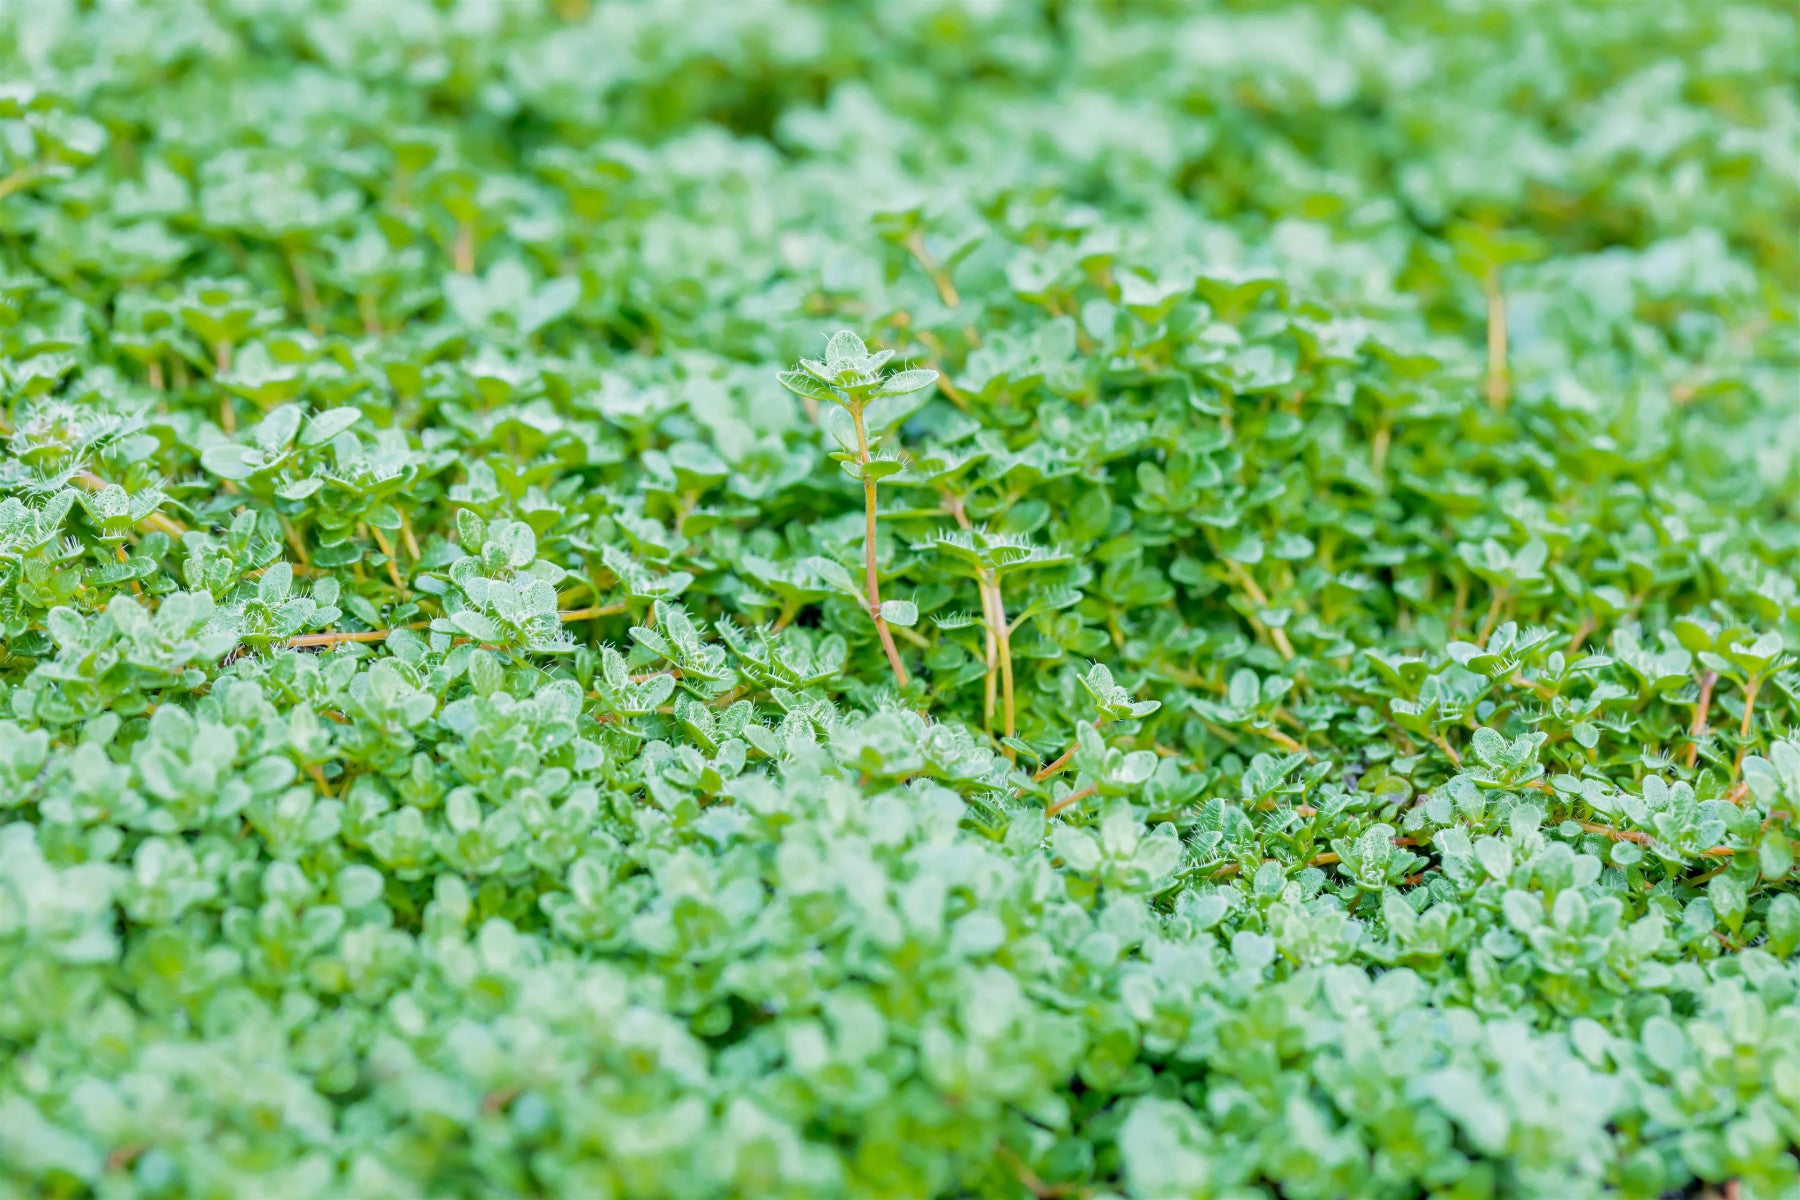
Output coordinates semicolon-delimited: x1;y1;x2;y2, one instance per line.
300;407;363;447
1760;832;1792;881
878;599;917;627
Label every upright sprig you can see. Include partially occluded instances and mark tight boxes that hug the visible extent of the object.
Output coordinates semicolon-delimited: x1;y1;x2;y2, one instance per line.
779;331;936;689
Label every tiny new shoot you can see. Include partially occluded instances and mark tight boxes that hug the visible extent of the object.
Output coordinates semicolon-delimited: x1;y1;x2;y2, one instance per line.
1033;662;1160;785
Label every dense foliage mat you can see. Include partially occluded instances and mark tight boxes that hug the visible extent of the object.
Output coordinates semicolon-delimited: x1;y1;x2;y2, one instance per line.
6;1;1800;1197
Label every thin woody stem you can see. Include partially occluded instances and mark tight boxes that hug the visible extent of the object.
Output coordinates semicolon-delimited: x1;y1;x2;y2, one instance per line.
554;602;630;623
914;330;969;412
1034;742;1077;782
0;163;42;202
1045;783;1096;819
286;245;323;334
977;573;999;733
905;231;960;308
287;628;401;648
285;602;626;649
1263;726;1307;755
1033;719;1101;782
281;518;311;567
941;492;997;733
1735;675;1761;776
1370;421;1391;483
1686;670;1716;769
1477;587;1508;647
359;293;383;335
454;221;476;274
366;524;408;595
1222;556;1295;660
991;578;1014;737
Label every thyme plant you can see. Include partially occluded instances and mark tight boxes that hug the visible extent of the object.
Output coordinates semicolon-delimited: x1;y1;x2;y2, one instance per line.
2;2;1800;1198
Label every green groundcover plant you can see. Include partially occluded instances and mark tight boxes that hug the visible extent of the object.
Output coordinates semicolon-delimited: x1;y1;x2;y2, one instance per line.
6;0;1800;1196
